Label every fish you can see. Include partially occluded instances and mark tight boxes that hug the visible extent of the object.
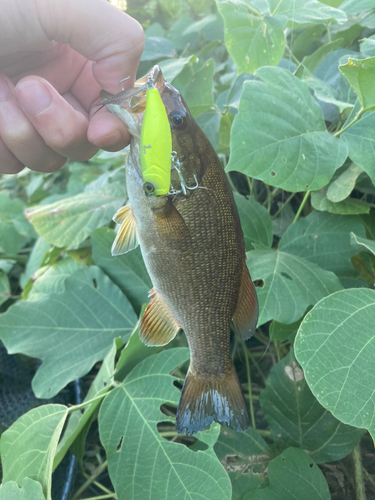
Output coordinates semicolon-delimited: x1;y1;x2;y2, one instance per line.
101;65;259;434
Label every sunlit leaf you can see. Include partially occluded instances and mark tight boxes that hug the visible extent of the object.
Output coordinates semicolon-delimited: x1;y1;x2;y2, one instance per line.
227;67;348;192
268;0;347;24
350;232;375;256
326;163;364;202
279;210;366;277
339;56;375;110
0;404;68;500
25;183;126;249
0;479;46;500
0;266;137;398
340;0;375;15
311;188;371;214
141;36;176;61
246;249;342;326
99;348;232;500
216;0;285;74
295;288;374;439
260;350;364;463
245;447;330;500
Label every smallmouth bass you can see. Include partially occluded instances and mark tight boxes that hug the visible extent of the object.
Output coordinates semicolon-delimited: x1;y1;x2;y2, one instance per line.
101;65;258;434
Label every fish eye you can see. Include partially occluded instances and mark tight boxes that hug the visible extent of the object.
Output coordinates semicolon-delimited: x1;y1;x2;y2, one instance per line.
169;110;187;130
143;182;155;196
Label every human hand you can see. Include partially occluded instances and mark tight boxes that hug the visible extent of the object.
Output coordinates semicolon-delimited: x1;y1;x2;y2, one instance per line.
0;0;144;174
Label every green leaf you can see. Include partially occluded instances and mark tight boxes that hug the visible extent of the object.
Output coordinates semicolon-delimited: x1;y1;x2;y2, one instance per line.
0;266;137;398
235;194;273;250
300;38;345;73
0;479;46;500
350;232;375;256
340;0;375;15
311;188;371;214
172;59;215;118
227;67;348;192
196;108;221;150
279;210;366;277
99;348;232;500
0;404;68;500
158;55;197;82
0;194;26;254
360;35;375;57
260;350;364;463
141;36;176;61
246;249;342;326
167;17;199;51
54;338;120;469
326;163;364;202
91;227;151;315
269;0;347;24
270;319;302;341
30;256;82;297
0;271;10;306
214;427;271;498
19;237;51;289
341;111;375;183
339;56;375;110
216;0;285;74
25;183;126;249
245;447;330;500
295;288;375;440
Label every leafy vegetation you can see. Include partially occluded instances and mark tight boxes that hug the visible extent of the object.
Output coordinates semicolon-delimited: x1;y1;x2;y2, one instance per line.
1;0;375;498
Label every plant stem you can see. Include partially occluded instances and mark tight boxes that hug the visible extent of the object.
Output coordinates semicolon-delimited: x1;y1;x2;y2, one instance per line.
68;389;112;413
272;192;296;219
241;341;256;429
0;254;28;263
334;107;364;137
71;461;109;500
84;495;117;500
247;349;267;385
293;191;310;223
352;444;366;500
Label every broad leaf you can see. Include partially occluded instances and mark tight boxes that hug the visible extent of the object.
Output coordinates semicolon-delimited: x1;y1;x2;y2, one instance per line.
158;55;197;82
340;0;375;15
30;257;82;297
311;188;370;214
0;271;10;306
341;111;375;183
279;210;366;277
0;404;68;500
99;348;232;500
245;447;330;500
339;56;375;110
360;35;375;57
0;266;137;398
268;0;347;24
235;194;273;250
0;194;26;254
227;67;348;192
326;163;364;202
214;427;271;498
269;319;302;341
246;249;342;326
0;479;46;500
260;351;364;463
216;0;285;74
141;36;176;61
25;183;126;249
295;288;375;439
196;109;221;150
91;227;151;315
19;237;50;289
350;232;375;256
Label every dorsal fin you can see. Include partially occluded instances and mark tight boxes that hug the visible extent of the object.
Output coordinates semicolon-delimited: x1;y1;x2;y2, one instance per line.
233;260;258;340
111;203;139;256
139;290;180;346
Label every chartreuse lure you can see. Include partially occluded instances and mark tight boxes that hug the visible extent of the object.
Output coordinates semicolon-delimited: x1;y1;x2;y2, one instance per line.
140;87;172;196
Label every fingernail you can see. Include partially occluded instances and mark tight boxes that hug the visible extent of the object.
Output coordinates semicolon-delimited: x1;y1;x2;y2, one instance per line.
15;80;52;116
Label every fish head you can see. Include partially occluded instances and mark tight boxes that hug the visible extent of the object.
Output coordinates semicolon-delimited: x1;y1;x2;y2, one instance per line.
100;65;197;202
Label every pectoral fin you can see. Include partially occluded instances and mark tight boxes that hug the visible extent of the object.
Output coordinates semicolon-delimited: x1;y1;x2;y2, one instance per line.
111;203;139;256
233;260;258;340
139;290;180;346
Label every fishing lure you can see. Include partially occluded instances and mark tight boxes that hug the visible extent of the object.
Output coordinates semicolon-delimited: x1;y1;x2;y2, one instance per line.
140;82;172;196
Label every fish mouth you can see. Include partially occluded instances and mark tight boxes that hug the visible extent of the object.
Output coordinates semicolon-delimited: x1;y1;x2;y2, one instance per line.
99;65;187;140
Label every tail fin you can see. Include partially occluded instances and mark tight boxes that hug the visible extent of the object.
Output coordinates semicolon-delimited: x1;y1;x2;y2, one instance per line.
175;365;250;435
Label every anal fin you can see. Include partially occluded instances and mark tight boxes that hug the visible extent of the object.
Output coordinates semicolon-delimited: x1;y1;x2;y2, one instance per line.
233;260;258;340
111;203;139;256
139;290;180;346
